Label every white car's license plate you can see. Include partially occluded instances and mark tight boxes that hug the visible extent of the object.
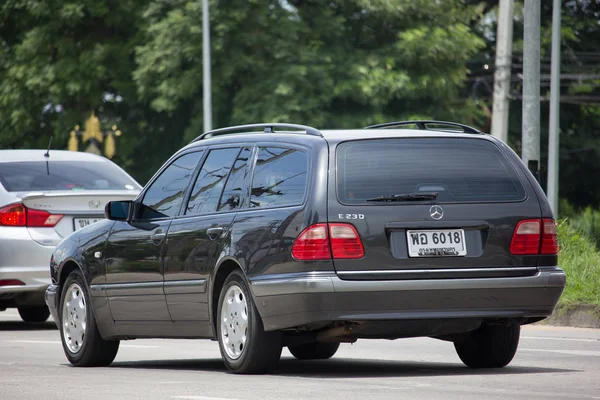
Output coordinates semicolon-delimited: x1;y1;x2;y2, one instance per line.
74;218;103;231
406;229;467;257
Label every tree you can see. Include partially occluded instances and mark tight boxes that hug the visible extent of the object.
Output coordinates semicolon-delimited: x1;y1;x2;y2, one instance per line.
134;0;486;140
466;0;600;209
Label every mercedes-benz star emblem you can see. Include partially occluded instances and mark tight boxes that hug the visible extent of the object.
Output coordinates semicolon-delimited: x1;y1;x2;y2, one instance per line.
89;200;101;209
429;205;444;220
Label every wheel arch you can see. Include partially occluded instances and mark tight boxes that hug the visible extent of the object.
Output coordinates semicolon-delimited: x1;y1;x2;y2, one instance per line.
209;257;246;336
58;259;84;290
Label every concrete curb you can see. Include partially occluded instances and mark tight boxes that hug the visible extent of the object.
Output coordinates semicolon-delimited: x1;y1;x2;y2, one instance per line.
537;304;600;329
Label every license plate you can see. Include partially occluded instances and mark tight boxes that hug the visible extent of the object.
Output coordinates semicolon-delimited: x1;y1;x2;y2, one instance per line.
406;229;467;257
74;218;103;231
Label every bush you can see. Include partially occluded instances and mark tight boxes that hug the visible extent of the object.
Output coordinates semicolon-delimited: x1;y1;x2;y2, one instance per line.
566;207;600;247
557;220;600;306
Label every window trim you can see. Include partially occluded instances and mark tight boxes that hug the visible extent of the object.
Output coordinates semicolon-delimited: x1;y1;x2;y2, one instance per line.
334;137;529;206
216;146;255;213
246;144;310;211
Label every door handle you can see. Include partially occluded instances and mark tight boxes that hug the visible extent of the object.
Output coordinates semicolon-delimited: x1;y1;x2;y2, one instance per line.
151;230;166;244
206;227;224;240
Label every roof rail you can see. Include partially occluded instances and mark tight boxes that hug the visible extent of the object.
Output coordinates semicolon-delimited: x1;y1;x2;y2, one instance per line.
192;123;322;142
364;120;481;135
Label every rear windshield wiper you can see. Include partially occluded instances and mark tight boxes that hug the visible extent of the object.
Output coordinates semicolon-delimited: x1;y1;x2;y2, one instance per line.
366;192;439;202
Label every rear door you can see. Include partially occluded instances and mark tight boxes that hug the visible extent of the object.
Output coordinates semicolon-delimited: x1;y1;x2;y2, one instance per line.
329;136;541;280
164;147;249;321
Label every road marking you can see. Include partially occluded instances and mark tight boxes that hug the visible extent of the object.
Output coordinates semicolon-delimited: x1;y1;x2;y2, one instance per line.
521;348;600;357
7;340;60;344
521;336;600;342
5;340;158;348
171;396;240;400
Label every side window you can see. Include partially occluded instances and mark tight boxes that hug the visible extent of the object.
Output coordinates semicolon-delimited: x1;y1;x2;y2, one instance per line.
218;147;252;212
140;151;203;219
250;147;308;209
186;148;240;215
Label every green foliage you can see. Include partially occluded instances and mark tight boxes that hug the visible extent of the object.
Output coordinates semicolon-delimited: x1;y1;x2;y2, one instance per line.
557;221;600;306
565;207;600;248
134;0;486;139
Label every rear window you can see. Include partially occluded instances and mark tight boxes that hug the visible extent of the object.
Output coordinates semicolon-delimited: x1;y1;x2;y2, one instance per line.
337;138;525;203
0;161;140;192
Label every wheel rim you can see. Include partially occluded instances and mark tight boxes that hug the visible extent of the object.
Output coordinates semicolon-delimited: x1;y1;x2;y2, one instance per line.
220;284;248;360
61;283;87;354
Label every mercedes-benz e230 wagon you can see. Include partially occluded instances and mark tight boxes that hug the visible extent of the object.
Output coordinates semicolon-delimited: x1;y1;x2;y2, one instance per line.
45;121;565;373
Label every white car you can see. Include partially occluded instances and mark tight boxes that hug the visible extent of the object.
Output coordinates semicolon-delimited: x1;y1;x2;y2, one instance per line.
0;149;142;323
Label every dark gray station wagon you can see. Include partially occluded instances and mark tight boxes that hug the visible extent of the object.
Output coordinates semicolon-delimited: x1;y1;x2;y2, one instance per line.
45;121;566;373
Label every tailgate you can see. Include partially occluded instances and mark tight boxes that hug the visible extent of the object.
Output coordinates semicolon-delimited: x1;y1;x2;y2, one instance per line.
329;137;541;280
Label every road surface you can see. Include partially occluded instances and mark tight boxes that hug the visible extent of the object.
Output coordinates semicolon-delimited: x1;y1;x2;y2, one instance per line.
1;309;599;400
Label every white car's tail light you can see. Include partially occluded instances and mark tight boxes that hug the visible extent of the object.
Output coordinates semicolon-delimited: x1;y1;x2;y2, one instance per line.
0;203;63;227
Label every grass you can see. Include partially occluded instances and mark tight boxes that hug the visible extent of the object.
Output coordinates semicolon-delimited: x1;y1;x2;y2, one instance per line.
557;220;600;306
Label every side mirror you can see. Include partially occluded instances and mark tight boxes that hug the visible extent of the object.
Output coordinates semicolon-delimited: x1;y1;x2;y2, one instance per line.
105;200;133;221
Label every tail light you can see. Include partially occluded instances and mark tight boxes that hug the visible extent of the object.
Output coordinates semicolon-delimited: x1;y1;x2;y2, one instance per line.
510;218;558;255
0;203;63;227
0;279;25;286
329;223;365;259
292;223;365;261
540;218;559;254
0;204;26;226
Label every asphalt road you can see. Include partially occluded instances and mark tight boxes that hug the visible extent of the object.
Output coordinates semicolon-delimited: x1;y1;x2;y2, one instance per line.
1;310;600;400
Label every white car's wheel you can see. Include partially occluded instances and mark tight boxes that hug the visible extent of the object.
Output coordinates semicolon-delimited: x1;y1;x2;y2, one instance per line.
18;306;50;323
288;342;340;360
217;270;282;374
59;269;119;366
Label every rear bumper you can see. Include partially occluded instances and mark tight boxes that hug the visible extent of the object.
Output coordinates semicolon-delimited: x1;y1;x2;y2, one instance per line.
0;227;53;299
45;284;60;328
249;267;566;331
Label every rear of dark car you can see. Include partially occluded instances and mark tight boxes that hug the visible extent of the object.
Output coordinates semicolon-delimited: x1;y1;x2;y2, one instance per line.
253;129;565;368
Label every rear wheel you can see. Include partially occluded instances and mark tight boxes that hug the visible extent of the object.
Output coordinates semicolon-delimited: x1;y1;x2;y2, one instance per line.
288;342;340;360
18;306;50;323
454;323;520;368
59;270;119;367
216;270;282;374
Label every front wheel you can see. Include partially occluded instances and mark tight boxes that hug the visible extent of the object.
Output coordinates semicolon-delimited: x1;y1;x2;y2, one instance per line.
454;323;520;368
216;270;282;374
18;306;50;323
288;342;340;360
59;270;119;367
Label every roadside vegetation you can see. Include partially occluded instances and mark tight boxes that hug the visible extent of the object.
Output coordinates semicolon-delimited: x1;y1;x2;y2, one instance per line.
557;220;600;306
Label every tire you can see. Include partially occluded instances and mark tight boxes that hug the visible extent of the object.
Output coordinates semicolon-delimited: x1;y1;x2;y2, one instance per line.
216;270;282;374
59;269;119;367
454;323;520;368
18;306;50;323
288;342;340;360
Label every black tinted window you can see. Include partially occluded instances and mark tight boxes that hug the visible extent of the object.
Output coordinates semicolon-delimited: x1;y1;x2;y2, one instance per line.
218;148;252;212
337;138;525;203
186;148;240;215
141;152;203;219
250;147;307;209
0;161;139;192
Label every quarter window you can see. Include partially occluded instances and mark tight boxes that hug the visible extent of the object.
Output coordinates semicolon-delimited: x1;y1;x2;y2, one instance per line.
140;151;203;219
186;148;240;215
250;147;307;209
